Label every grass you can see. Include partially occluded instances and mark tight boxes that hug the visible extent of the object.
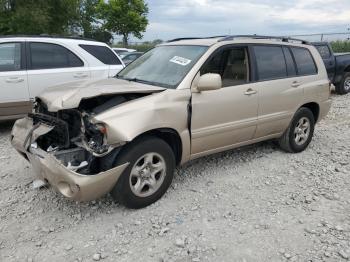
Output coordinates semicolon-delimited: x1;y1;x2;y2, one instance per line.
331;41;350;53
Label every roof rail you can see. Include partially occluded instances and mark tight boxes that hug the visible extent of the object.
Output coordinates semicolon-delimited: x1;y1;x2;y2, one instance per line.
167;37;202;43
0;34;100;42
167;35;227;43
218;35;309;44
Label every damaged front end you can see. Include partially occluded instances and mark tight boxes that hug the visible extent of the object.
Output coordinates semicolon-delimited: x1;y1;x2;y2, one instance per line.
10;94;148;201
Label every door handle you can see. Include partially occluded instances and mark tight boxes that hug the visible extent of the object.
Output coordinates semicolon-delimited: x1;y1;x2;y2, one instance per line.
73;73;88;79
6;77;24;83
244;88;257;95
291;81;300;88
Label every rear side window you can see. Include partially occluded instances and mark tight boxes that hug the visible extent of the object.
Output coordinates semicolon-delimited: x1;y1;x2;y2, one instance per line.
282;47;297;77
80;45;122;65
291;47;317;75
0;43;22;71
253;46;287;81
29;42;83;70
315;45;331;59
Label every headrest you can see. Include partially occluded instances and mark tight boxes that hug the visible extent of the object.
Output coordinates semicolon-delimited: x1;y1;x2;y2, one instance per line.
228;50;246;64
231;63;246;76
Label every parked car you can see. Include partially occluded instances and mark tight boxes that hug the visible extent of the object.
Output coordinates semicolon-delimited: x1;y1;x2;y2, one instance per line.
121;52;144;65
312;42;350;94
0;36;125;120
11;35;331;209
113;48;136;56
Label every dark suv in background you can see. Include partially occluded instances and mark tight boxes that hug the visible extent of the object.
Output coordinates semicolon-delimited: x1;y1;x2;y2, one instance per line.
312;42;350;95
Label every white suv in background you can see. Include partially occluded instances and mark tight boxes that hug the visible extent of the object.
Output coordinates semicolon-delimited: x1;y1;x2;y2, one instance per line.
0;36;125;120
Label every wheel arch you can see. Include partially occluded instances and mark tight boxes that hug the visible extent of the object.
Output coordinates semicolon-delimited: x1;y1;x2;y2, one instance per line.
344;65;350;73
300;102;320;122
131;128;183;166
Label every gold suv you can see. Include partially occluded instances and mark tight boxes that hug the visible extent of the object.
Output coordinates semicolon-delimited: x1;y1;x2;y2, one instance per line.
11;36;331;208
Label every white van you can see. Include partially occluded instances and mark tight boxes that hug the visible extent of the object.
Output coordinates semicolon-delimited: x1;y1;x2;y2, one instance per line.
0;36;125;120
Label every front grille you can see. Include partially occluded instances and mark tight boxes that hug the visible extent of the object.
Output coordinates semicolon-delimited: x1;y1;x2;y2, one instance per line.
29;113;70;149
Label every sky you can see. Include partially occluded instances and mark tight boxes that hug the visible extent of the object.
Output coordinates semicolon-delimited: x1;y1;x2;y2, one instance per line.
127;0;350;42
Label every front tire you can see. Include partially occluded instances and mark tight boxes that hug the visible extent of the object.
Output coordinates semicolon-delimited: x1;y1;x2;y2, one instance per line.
278;108;315;153
111;136;175;209
336;72;350;95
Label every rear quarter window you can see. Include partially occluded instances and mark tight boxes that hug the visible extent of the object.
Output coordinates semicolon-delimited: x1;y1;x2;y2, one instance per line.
80;44;122;65
291;47;317;76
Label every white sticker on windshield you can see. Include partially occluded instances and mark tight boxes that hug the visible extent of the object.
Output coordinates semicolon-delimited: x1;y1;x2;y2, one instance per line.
169;56;192;66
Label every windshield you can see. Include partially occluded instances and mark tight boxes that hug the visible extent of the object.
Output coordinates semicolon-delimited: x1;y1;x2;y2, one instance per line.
117;45;208;88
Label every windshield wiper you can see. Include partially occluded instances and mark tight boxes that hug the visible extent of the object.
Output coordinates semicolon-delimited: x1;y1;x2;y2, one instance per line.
118;76;155;85
116;75;171;89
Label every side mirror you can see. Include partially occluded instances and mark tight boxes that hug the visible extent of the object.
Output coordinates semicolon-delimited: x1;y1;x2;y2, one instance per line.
197;73;222;92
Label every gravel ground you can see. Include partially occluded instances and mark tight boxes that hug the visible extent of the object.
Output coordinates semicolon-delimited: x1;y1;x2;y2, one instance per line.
1;93;350;262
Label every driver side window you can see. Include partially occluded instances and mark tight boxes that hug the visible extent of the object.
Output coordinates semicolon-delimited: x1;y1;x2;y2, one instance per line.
201;47;250;87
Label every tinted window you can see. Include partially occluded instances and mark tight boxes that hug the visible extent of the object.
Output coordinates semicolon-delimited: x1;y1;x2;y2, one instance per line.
0;43;21;72
80;45;121;65
291;47;317;75
30;42;83;69
315;45;331;59
282;47;297;77
201;47;249;87
254;46;287;81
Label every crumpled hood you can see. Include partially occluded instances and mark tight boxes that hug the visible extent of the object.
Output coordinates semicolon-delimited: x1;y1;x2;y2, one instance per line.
38;78;165;112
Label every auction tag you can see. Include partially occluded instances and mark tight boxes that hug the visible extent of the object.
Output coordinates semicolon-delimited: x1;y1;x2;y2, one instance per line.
169;56;192;66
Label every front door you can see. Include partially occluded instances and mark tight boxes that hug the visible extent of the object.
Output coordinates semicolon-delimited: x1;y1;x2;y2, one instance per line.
191;46;258;157
0;42;31;118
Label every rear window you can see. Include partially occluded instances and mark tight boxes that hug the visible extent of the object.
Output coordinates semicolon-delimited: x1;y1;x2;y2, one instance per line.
29;42;83;70
291;47;317;75
253;45;287;81
315;45;331;59
80;45;122;65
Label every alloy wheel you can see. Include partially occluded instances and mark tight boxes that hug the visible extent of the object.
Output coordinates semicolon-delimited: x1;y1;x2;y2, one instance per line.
129;152;166;198
294;117;311;146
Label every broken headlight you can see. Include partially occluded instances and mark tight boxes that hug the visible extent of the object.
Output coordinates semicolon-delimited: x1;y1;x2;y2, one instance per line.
83;117;109;154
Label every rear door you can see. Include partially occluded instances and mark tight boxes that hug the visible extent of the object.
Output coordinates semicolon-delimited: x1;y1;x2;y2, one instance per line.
314;44;335;81
26;41;90;99
79;44;124;78
252;45;304;138
0;41;31;118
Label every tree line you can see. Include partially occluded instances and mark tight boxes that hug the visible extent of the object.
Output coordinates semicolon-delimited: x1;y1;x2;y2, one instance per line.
0;0;148;46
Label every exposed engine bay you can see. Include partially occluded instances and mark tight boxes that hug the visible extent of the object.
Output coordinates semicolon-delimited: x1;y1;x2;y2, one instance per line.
30;93;149;175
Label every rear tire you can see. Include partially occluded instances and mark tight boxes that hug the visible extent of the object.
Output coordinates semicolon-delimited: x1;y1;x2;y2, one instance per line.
336;72;350;95
278;108;315;153
111;136;175;209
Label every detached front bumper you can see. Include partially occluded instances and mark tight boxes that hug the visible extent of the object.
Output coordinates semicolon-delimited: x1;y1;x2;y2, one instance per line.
11;117;128;202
